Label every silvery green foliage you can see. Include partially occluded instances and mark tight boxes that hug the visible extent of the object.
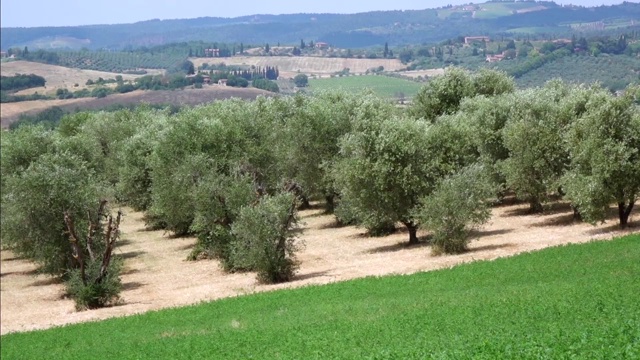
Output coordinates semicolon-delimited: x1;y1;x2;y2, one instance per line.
283;91;390;209
115;115;167;211
460;94;513;193
414;165;495;254
411;67;514;123
189;172;257;268
1;151;102;275
334;113;433;244
500;81;596;212
231;193;301;283
562;88;640;226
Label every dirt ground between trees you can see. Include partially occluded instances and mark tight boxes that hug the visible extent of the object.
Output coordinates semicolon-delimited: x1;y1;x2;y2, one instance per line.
1;201;638;335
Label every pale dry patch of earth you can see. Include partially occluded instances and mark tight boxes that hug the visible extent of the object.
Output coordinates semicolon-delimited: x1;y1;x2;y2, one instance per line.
1;61;162;96
1;201;638;334
398;69;446;78
0;86;272;128
190;56;406;78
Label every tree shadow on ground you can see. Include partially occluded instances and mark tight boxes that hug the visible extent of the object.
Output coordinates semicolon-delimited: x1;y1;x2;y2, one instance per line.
1;268;39;278
365;238;431;254
116;239;133;247
293;270;331;282
492;195;524;208
299;203;326;211
122;282;145;291
586;220;639;236
117;250;146;259
2;255;27;262
316;219;354;230
503;201;575;218
532;213;580;227
29;277;63;287
177;243;196;251
120;268;140;276
467;243;514;253
469;228;514;238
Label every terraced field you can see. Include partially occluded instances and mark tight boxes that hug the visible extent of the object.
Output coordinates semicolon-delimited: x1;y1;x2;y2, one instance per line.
191;56;406;78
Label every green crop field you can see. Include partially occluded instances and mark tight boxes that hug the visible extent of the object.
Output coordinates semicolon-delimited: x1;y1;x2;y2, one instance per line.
308;75;423;99
2;234;639;359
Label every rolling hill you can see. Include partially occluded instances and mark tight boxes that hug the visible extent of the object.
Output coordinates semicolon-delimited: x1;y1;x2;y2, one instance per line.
2;1;639;50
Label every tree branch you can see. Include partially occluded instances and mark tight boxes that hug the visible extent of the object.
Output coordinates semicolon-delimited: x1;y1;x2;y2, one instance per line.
64;211;87;285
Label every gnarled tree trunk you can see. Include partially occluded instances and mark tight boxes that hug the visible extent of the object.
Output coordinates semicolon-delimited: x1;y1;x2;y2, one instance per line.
618;200;635;228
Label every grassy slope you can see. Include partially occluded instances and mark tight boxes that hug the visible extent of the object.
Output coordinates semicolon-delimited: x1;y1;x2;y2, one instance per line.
2;234;639;359
309;75;423;99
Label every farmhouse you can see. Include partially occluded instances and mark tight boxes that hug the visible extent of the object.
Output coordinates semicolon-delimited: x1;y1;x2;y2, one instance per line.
0;51;7;58
315;42;329;49
486;53;505;63
218;79;228;86
204;48;220;57
465;36;490;45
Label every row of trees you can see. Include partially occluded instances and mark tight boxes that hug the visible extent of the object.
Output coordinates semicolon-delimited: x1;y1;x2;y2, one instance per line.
0;73;46;92
1;69;638;310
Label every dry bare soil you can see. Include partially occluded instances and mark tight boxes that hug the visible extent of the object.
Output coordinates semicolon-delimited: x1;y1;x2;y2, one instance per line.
1;201;637;335
0;87;272;129
190;56;406;78
0;61;163;96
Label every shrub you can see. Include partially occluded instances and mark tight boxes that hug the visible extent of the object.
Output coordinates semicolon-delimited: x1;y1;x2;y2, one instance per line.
231;193;301;283
65;256;123;310
414;165;495;255
293;74;308;87
62;201;123;310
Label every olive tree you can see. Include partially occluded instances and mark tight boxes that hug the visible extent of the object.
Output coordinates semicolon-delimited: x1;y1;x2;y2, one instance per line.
414;165;496;254
1;151;103;275
411;67;476;122
333;115;430;243
282;92;372;212
148;108;242;235
501;88;572;212
116;114;168;211
189;172;258;270
461;94;513;195
411;68;514;123
563;90;640;227
231;193;301;283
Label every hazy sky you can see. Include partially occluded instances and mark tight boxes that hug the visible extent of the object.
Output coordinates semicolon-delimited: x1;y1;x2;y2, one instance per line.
1;0;631;28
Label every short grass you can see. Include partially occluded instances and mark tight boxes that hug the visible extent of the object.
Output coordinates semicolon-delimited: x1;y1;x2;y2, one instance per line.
475;2;546;19
2;234;639;359
309;75;423;99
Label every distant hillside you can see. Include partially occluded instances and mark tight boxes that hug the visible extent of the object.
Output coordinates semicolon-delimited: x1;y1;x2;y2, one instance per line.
2;1;639;50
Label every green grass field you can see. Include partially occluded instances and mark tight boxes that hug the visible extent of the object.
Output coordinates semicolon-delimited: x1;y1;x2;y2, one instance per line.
309;75;423;99
474;2;547;19
2;234;639;359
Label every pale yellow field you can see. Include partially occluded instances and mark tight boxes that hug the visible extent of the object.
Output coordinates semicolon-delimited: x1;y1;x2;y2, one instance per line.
190;56;407;78
398;69;446;78
1;61;162;96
